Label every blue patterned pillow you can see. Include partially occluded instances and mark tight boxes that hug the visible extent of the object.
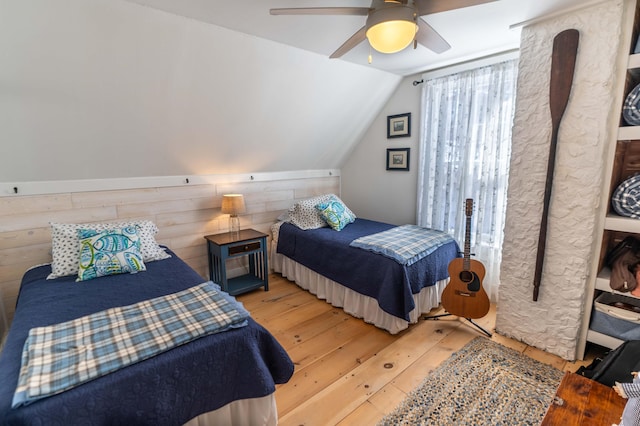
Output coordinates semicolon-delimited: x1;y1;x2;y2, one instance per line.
315;196;356;231
76;227;146;281
612;174;640;218
623;83;640;126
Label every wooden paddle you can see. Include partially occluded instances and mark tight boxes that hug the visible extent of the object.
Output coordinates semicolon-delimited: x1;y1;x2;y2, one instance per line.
533;29;580;302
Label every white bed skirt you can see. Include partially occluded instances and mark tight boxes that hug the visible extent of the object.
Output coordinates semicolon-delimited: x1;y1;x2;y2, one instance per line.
184;394;277;426
271;242;447;334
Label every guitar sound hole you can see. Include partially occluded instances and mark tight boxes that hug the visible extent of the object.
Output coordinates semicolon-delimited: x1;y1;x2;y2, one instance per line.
459;270;473;283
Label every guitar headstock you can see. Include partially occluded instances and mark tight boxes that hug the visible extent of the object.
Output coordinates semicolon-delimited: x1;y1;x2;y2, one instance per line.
465;198;473;217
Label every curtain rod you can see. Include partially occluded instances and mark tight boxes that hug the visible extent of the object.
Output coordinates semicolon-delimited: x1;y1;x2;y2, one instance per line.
415;49;519;84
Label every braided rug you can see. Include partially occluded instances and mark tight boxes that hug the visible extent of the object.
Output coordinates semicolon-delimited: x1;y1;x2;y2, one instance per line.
378;337;563;426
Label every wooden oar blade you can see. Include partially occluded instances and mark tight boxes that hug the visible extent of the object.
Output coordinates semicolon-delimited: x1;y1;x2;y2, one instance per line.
549;29;579;124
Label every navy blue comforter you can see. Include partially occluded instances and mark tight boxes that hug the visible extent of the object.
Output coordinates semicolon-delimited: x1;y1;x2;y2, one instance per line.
0;249;294;426
277;219;459;321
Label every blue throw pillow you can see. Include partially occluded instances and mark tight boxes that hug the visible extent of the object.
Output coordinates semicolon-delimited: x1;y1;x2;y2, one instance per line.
76;227;146;281
315;196;356;231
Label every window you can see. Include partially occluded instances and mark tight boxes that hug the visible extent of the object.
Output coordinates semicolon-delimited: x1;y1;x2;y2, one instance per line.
417;59;518;302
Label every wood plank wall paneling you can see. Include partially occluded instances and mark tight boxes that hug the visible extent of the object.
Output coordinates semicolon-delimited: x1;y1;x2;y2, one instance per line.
0;176;340;327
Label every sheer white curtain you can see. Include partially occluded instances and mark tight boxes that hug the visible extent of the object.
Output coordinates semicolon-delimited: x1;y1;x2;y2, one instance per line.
417;59;518;302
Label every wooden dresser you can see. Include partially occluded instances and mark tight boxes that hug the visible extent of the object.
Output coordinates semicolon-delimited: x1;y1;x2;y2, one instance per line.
541;372;626;425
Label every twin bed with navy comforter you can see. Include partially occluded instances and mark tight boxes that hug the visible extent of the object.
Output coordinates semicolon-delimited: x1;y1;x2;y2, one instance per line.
0;221;293;425
271;194;460;334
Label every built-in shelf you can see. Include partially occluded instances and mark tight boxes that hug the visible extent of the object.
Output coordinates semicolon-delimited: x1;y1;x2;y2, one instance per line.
628;53;640;69
580;0;640;360
595;267;640;300
618;125;640;140
596;267;612;292
604;213;640;233
586;329;624;350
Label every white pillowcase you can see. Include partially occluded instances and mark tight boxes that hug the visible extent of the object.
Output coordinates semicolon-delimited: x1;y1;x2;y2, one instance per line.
48;220;170;279
287;194;334;230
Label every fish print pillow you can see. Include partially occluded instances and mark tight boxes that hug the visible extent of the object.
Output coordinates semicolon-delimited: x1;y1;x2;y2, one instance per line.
76;227;146;281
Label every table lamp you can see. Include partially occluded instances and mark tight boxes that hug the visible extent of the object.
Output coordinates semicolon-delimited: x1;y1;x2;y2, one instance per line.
221;194;246;236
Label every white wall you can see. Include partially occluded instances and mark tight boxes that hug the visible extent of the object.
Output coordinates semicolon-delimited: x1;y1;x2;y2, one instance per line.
497;0;626;360
0;0;400;184
341;77;422;225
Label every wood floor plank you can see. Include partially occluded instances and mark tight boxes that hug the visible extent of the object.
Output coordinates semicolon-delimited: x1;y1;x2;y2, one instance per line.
276;326;395;417
523;345;568;371
237;274;608;425
362;383;406;422
279;321;461;425
259;298;334;332
240;279;305;308
491;331;528;352
245;291;315;322
336;400;385;426
282;312;365;366
389;329;474;395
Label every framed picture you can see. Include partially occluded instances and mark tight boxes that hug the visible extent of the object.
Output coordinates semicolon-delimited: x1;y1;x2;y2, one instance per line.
387;113;411;138
386;148;410;171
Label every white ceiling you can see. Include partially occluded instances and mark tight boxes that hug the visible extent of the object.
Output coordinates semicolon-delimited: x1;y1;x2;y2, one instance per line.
124;0;594;76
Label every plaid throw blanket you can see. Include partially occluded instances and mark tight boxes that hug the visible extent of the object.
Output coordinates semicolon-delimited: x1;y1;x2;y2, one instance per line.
12;281;248;407
349;225;455;266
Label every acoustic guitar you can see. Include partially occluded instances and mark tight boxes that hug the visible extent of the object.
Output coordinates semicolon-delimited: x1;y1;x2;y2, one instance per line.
441;198;490;319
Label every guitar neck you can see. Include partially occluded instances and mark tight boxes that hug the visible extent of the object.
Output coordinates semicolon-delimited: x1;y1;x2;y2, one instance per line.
463;214;471;271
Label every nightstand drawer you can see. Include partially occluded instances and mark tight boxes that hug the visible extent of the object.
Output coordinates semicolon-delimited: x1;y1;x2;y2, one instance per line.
228;241;261;255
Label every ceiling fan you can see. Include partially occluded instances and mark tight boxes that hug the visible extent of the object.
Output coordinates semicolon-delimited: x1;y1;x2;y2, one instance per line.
270;0;497;58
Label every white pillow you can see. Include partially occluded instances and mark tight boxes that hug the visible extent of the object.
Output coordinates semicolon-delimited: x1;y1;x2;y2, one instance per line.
287;194;334;230
48;220;170;279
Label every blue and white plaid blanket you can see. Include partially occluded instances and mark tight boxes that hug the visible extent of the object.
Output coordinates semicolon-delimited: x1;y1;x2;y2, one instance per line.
12;281;249;407
349;225;455;266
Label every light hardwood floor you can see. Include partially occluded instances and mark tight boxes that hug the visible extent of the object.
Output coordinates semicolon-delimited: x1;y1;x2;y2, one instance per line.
237;274;604;426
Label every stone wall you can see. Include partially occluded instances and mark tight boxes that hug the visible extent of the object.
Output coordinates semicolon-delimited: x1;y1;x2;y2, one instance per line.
497;0;626;360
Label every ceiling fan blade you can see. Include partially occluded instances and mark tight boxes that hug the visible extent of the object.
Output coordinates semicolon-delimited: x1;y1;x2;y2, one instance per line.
270;7;370;16
416;18;450;54
330;26;367;58
414;0;496;15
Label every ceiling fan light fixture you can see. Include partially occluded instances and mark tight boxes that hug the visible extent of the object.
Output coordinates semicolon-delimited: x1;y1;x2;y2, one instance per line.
365;6;417;54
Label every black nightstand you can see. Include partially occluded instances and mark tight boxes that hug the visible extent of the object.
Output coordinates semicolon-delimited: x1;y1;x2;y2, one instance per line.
204;229;269;296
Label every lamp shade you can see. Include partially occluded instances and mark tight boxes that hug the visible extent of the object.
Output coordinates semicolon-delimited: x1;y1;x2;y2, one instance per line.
221;194;246;216
365;6;417;54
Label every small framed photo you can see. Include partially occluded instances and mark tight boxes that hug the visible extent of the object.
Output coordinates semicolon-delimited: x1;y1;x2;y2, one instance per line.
387;113;411;138
386;148;410;171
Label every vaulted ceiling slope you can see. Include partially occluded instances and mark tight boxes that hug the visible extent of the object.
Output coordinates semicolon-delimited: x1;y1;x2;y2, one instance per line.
123;0;592;76
1;0;400;182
